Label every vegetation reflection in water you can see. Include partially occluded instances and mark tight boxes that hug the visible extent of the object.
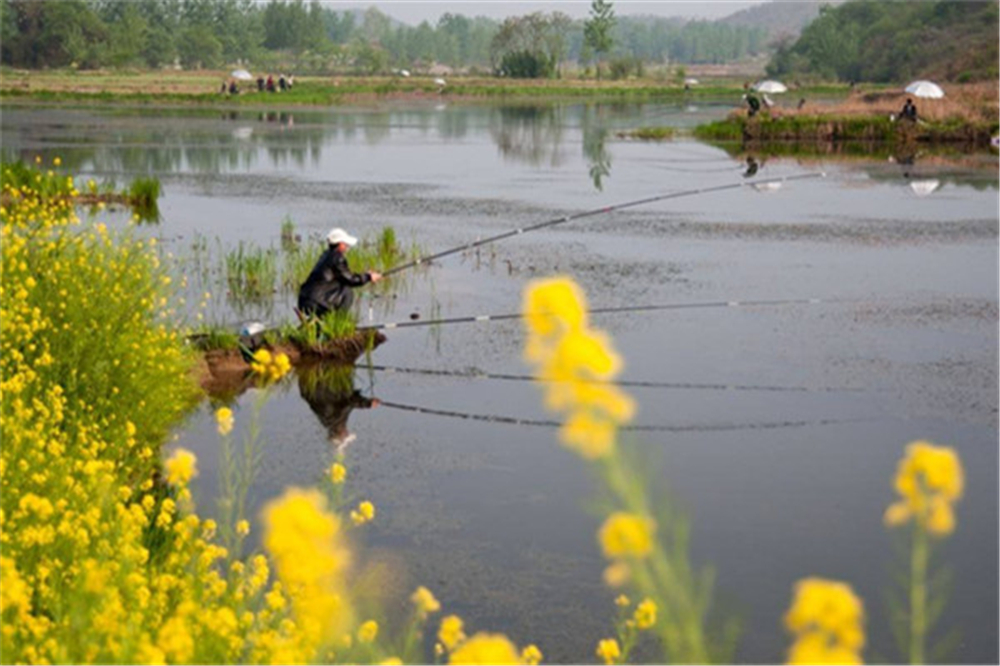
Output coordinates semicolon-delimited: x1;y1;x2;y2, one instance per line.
0;160;973;664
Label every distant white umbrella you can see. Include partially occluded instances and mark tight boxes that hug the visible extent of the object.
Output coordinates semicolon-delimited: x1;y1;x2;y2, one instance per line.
398;69;410;77
434;77;447;87
909;179;941;197
231;69;253;81
684;77;699;86
753;80;788;94
904;80;944;99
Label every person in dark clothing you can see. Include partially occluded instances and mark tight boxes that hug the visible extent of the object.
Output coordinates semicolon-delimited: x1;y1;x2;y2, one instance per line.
266;75;276;93
228;80;239;95
744;93;761;117
297;227;382;318
900;98;918;122
257;76;265;92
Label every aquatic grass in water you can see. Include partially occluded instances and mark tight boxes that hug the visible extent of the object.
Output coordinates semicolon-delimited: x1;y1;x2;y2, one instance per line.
128;176;161;223
225;241;278;302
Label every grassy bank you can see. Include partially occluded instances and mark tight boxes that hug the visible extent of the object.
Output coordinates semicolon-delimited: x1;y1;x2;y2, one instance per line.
694;114;997;145
0;68;852;107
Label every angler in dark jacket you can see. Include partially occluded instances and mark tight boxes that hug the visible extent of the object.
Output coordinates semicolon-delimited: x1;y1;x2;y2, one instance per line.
297;227;382;317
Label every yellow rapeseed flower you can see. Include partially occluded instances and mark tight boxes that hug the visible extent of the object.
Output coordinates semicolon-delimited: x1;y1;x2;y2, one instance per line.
448;632;521;665
884;440;964;536
634;598;657;630
784;577;865;665
522;276;588;341
598;512;655;560
330;462;347;484
164;448;197;486
357;619;379;643
520;644;542;665
411;586;441;618
438;614;466;650
351;500;376;526
215;407;234;436
596;638;621;665
251;349;292;383
236;520;250;537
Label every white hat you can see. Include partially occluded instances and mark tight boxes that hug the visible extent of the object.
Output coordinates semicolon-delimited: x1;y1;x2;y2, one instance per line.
326;227;358;247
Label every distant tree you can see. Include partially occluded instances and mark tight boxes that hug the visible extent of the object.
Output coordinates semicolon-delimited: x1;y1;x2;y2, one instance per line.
583;0;615;78
177;24;221;68
490;12;567;78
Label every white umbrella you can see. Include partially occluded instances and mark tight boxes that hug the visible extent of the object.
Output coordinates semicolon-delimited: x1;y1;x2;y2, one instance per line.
398;69;410;77
684;77;699;86
753;80;788;94
909;179;941;197
904;80;944;99
231;69;253;81
434;78;447;87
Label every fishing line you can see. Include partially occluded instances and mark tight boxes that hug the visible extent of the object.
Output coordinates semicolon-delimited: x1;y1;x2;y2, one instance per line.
366;364;866;394
382;172;826;277
378;399;871;433
360;297;835;331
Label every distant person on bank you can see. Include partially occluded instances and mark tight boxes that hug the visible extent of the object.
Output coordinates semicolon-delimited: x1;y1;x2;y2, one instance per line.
297;228;382;317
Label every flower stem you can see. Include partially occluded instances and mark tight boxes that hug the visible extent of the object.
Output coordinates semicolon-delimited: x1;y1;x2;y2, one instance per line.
909;522;928;664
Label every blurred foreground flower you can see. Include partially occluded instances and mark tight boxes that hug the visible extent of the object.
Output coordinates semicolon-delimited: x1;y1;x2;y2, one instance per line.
884;440;964;536
215;406;234;435
784;577;865;665
522;276;635;460
449;632;521;664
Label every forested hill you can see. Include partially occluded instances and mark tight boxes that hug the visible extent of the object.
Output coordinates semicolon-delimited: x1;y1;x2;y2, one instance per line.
719;1;845;42
766;0;999;83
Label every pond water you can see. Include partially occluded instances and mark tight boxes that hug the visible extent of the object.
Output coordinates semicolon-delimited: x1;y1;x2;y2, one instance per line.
3;100;997;663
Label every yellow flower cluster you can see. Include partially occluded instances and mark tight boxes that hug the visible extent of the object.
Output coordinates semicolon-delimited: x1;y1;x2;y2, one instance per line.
262;487;354;658
522;277;635;460
350;500;376;526
411;585;441;618
596;637;621;665
216;406;234;436
784;577;865;665
884;440;964;536
250;349;292;383
598;512;656;560
430;614;539;665
0;164;343;665
330;462;347;484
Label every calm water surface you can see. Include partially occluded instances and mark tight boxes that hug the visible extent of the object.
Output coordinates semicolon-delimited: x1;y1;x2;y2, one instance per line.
3;101;997;663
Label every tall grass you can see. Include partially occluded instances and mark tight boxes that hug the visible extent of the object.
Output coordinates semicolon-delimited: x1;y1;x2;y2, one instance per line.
225;241;278;302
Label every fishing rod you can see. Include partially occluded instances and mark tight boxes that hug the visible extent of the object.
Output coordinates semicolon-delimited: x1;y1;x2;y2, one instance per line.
377;399;871;433
359;297;835;331
365;363;867;394
381;172;826;277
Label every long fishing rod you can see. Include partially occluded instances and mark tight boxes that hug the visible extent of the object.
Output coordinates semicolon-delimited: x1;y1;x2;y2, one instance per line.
365;364;867;394
359;297;834;331
382;172;826;277
377;399;871;433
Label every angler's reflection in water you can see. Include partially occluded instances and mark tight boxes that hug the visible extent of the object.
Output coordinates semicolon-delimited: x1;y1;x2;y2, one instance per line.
297;365;379;453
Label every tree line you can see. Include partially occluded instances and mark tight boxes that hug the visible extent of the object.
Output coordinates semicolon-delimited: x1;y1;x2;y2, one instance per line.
1;0;769;76
766;0;999;83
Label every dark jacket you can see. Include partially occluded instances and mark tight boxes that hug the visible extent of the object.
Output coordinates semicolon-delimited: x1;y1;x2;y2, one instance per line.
297;246;370;314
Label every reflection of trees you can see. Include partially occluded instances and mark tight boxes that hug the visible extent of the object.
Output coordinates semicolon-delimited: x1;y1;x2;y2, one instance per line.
581;104;611;191
489;104;566;166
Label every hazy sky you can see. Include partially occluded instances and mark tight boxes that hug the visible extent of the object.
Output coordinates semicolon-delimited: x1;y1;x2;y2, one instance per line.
321;0;770;25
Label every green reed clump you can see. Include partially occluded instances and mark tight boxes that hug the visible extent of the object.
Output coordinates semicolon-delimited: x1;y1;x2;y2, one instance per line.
128;176;161;223
225;242;278;301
